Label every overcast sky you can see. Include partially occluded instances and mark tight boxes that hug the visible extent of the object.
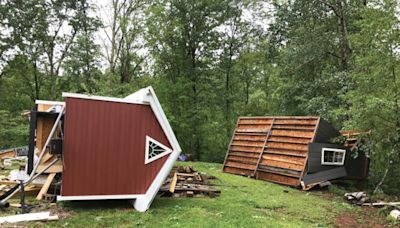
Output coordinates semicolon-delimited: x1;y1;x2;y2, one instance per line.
91;0;275;69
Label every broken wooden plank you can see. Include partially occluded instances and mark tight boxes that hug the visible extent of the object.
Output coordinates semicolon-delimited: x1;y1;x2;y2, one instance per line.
0;211;58;224
175;173;196;177
169;172;178;193
36;160;63;173
0;150;16;160
36;173;56;200
9;203;21;208
362;202;400;207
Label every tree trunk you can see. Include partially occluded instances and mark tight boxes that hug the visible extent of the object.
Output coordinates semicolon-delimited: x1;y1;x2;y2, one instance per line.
225;41;234;138
190;41;200;161
336;0;350;72
109;0;119;74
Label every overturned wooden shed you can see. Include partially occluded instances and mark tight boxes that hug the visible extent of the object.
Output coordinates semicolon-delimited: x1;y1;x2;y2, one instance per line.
2;86;182;212
222;116;369;188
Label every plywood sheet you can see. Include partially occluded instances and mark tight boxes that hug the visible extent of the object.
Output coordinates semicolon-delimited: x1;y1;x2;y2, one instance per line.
227;155;258;164
256;171;300;186
223;166;253;176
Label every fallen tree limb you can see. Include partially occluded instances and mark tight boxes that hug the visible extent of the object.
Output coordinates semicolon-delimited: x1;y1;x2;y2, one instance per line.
373;166;389;195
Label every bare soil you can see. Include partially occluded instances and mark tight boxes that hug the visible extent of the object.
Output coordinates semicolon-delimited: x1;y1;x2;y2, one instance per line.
335;207;392;228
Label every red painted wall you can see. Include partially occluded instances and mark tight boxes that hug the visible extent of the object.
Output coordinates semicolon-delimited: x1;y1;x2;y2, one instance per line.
61;98;171;196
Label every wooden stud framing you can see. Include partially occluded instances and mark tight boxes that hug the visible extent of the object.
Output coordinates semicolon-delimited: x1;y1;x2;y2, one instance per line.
222;119;240;170
253;118;275;177
36;173;56;200
223;116;321;187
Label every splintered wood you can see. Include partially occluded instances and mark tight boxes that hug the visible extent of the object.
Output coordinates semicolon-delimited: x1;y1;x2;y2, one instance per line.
160;166;220;198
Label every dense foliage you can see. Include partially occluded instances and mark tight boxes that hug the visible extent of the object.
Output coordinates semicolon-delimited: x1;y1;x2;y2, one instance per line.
0;0;399;195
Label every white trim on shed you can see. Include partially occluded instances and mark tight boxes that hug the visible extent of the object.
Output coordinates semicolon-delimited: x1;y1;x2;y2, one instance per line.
62;92;146;105
57;194;143;201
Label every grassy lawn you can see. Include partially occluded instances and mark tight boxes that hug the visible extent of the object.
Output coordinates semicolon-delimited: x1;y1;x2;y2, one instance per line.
0;162;372;227
44;162;358;227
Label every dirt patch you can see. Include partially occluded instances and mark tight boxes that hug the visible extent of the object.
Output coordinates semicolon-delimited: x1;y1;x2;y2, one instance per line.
335;207;390;228
49;206;75;219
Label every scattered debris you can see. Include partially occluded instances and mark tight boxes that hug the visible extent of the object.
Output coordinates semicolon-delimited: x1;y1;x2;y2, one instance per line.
160;166;220;198
0;177;42;196
9;203;21;208
9;168;29;182
345;191;400;208
362;202;400;207
390;209;400;220
0;147;28;160
43;193;56;203
344;191;369;205
0;211;58;224
178;154;194;161
3;157;27;168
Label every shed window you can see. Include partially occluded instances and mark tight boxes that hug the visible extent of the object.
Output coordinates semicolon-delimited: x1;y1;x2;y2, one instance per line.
145;136;172;164
321;148;346;165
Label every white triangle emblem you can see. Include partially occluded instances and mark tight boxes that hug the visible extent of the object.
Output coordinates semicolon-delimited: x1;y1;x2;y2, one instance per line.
145;136;172;164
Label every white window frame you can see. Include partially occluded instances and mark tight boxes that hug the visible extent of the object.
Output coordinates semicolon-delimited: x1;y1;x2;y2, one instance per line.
321;148;346;165
145;135;172;164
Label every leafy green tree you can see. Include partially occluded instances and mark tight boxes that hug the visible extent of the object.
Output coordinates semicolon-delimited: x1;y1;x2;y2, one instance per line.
102;0;149;83
346;0;400;195
0;0;100;148
146;0;230;160
269;0;362;125
62;0;102;93
0;110;28;149
0;0;100;99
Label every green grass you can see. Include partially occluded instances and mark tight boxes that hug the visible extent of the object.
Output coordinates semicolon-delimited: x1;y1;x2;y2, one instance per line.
2;162;358;227
51;162;357;227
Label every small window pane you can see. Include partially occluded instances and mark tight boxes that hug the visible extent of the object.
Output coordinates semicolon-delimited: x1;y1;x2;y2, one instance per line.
334;152;344;162
322;148;345;165
148;141;167;159
324;150;334;162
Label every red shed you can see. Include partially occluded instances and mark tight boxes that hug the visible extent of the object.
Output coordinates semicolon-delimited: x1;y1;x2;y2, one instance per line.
56;86;181;212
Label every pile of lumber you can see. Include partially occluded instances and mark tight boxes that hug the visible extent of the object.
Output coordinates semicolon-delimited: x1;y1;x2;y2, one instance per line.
0;176;42;196
344;191;400;207
0;150;16;161
160;166;220;198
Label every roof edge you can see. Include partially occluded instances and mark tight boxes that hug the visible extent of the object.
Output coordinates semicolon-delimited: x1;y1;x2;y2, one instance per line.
131;86;182;212
35;100;65;106
62;92;147;105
